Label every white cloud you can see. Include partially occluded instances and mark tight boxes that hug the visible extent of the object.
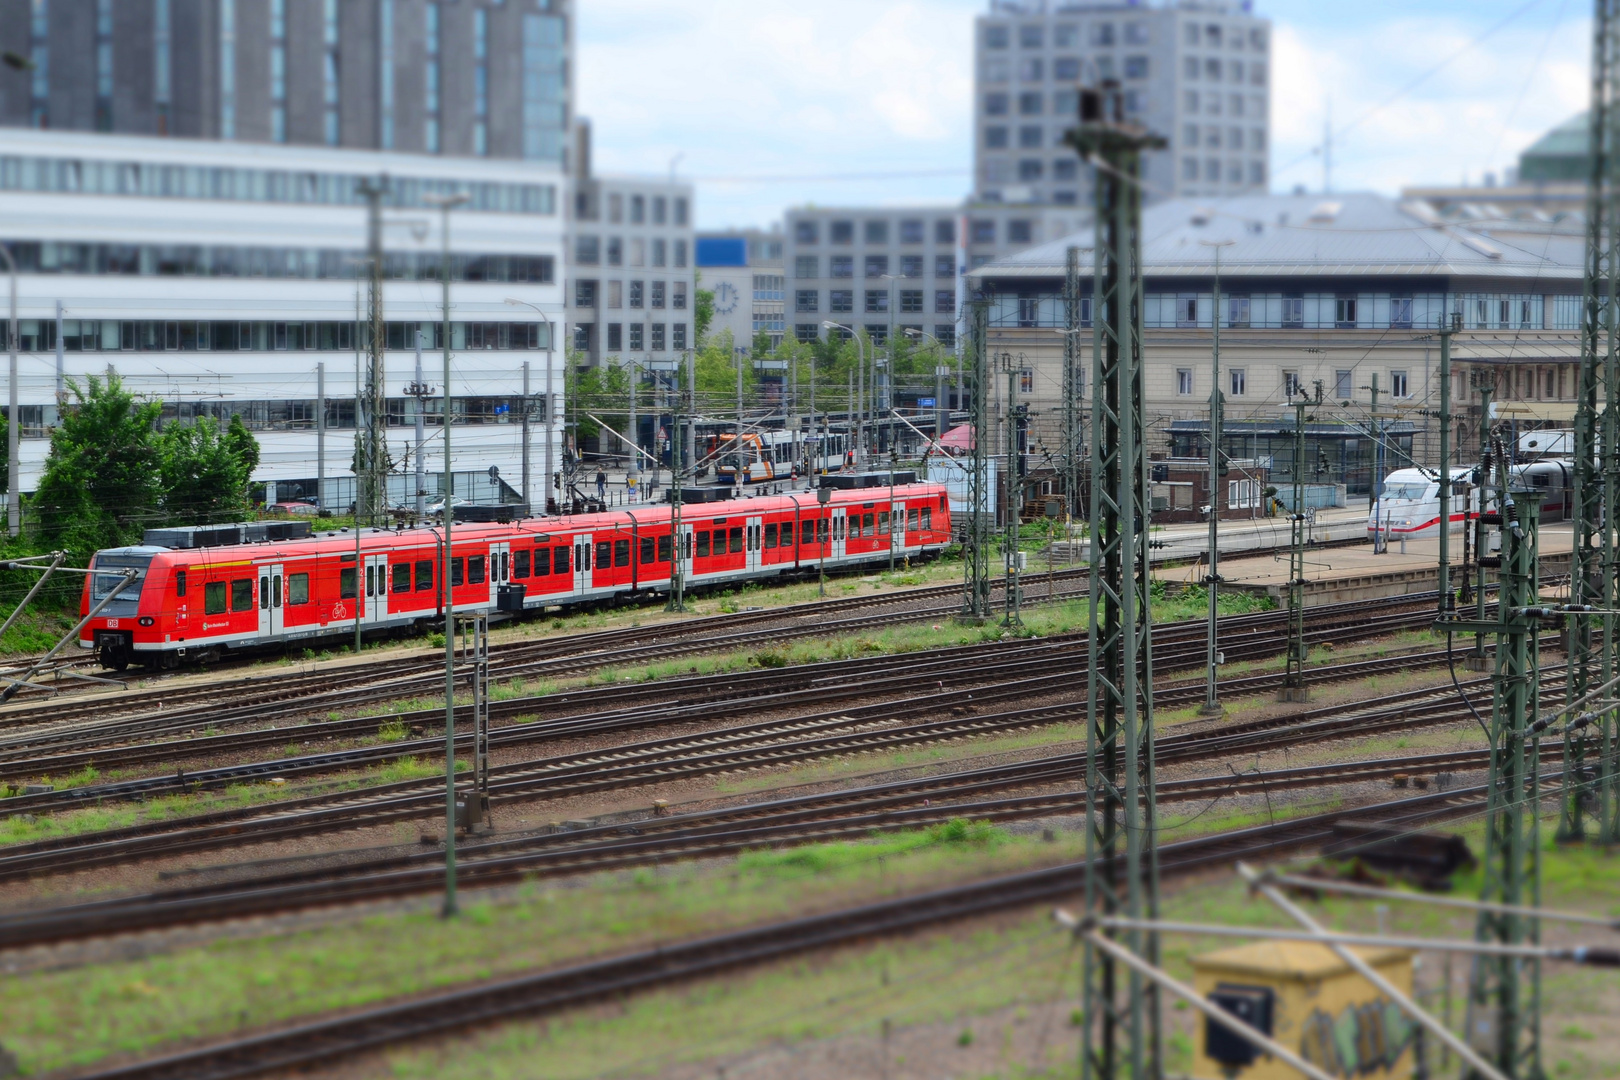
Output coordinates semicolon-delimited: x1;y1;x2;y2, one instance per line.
576;1;1591;229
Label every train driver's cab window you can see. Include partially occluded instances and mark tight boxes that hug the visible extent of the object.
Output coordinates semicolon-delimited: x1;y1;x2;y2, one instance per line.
614;539;630;567
469;556;486;584
340;567;357;599
765;523;778;548
696;531;711;558
204;580;227;615
450;558;464;587
553;546;569;575
658;534;672;562
595;541;612;568
231;578;254;612
288;573;310;604
175;570;187;597
392;563;411;594
514;550;531;578
729;527;744;553
415;561;433;591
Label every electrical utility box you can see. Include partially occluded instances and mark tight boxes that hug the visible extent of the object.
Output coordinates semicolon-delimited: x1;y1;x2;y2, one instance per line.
1191;941;1415;1080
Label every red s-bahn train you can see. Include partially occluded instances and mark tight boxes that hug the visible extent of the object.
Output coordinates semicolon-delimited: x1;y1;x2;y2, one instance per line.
79;481;953;670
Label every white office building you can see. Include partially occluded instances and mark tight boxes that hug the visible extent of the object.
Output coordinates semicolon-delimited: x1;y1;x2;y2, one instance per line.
974;0;1271;205
0;129;567;512
695;228;786;353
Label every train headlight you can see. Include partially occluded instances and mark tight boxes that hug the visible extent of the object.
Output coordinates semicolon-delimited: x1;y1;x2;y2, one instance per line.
138;617;155;627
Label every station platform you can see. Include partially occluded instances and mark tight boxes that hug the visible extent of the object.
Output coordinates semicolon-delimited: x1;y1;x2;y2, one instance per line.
1050;506;1373;565
1153;522;1575;607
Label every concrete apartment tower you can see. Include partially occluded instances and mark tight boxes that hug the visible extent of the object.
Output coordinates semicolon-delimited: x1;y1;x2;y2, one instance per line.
973;0;1271;206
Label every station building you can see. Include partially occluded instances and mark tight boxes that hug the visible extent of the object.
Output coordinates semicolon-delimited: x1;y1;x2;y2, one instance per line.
969;191;1584;502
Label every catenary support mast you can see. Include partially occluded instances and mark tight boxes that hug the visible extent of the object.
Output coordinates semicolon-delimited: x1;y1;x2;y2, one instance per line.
1068;81;1165;1080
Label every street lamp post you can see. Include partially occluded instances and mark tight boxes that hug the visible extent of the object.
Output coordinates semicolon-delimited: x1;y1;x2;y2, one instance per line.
504;298;557;515
822;321;864;467
1199;238;1234;717
427;192;469;919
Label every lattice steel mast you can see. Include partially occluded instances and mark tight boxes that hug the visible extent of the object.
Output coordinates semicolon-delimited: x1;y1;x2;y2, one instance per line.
1566;0;1620;844
1280;385;1322;701
1069;82;1165;1080
961;300;994;620
357;177;391;526
1063;245;1082;525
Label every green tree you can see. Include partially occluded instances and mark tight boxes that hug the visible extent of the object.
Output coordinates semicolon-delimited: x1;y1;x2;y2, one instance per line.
161;416;257;524
32;375;163;560
694;271;715;346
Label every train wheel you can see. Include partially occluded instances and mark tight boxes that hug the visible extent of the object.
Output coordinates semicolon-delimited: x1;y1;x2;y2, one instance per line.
98;647;128;672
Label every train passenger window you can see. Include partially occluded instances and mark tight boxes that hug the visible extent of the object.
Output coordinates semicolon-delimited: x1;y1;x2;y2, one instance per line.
614;539;630;567
729;527;743;553
801;519;815;545
289;573;310;604
175;570;187;597
922;507;932;530
658;534;671;562
260;575;270;609
696;531;711;558
392;563;410;593
532;549;549;577
863;513;875;537
415;561;433;591
555;546;570;574
450;559;464;587
469;556;486;584
514;550;530;578
341;567;357;599
908;508;920;531
878;511;890;535
595;541;612;568
231;578;254;612
764;523;777;548
204;581;227;615
640;537;655;564
817;518;828;542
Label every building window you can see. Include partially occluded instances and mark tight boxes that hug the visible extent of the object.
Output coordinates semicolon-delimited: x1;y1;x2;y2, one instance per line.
154;0;171;131
673;281;687;310
473;8;489;154
899;290;923;313
1390;297;1413;328
651;324;666;350
865;291;889;314
1018;92;1043;116
1125;56;1149;79
631;195;645;223
829;290;853;313
935;219;956;244
1390;370;1410;399
322;0;339;144
652;197;667;225
1283;370;1302;397
866;324;888;344
795;221;818;244
794;255;818;278
1335;296;1358;328
575;280;597;308
796;324;819;343
575;236;600;265
986;126;1010;149
674;240;687;268
899;255;923;278
899;219;924;244
935;256;955;279
796;290;819;313
377;0;395;148
1334;370;1353;400
607;237;623;266
219;0;236;139
934;325;956;347
971;220;996;244
830;256;853;278
424;3;440;151
607;323;622;351
1053;159;1078;180
985;93;1010;116
1225;296;1250;328
1007;220;1033;243
627;323;642;350
629;280;643;308
673;323;687;350
652;239;666;267
573;324;592;351
864;220;888;244
1229;368;1246;396
935;290;955;314
1282;296;1304;329
984;24;1009;48
829;220;854;244
1176;369;1193;395
607;280;623;308
1019;58;1043;81
864;255;888;278
1054;57;1081;81
651;281;666;308
1018;125;1043;149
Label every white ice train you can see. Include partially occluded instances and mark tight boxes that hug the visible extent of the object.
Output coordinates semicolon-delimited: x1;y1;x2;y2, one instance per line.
1367;460;1574;539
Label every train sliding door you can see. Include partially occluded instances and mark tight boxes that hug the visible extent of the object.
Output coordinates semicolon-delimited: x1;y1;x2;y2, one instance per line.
489;541;511;604
746;515;763;573
258;563;284;637
573;534;592;595
363;554;388;625
831;507;848;562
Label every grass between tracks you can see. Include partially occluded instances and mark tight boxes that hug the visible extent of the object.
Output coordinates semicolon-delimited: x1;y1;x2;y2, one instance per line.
5;808;1619;1079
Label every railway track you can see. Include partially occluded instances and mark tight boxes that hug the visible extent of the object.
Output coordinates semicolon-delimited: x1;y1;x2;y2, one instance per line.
57;775;1522;1080
0;639;1533;885
0;592;1455;788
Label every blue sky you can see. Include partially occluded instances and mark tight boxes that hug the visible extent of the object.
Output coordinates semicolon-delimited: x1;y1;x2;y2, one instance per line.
575;0;1588;231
